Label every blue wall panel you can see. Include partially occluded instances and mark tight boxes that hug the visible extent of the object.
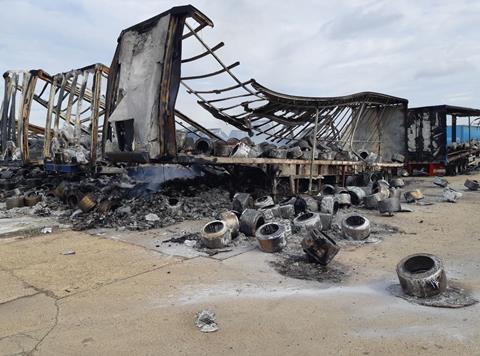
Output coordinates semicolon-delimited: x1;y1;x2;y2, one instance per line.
447;125;480;144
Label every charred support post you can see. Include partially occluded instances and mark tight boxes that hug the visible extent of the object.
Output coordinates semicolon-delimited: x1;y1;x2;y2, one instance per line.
90;66;102;165
451;115;457;143
43;74;60;160
309;107;319;193
157;15;184;158
20;73;37;163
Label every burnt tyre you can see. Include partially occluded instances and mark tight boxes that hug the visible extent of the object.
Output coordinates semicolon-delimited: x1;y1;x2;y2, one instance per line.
66;192;80;209
24;192;42;207
286;146;303;159
334;192;351;208
464;179;479;191
303;196;319;211
404;189;424;203
363;193;383;209
318;212;333;231
259;204;281;221
5;196;25;210
230;142;251;158
378;197;401;215
301;229;340;265
396;253;447;298
194;137;213;155
267;148;287;159
78;194;97;213
293;196;307;215
217;211;240;238
433;176;448;187
372;180;390;199
279;196;296;206
167;197;183;215
256;222;287;253
201;220;232;249
232;193;253;213
254;195;274;209
389;178;405;188
320;195;338;214
278;204;295;219
213;141;234;157
341;214;370;240
239;209;265;237
321;184;336;196
347;186;366;206
293;212;322;232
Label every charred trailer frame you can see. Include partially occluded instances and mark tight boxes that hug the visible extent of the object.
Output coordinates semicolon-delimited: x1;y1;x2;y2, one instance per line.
0;64;108;168
103;5;213;163
406;105;480;175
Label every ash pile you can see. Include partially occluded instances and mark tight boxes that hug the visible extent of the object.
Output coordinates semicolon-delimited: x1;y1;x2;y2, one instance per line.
0;166;232;230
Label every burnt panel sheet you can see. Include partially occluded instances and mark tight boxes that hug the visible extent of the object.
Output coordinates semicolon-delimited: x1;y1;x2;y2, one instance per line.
407;108;446;162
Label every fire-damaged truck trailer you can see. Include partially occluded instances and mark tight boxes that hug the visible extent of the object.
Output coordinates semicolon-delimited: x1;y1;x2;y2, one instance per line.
406;105;480;175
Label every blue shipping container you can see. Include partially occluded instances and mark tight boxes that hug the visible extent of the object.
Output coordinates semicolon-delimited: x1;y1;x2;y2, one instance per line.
447;125;480;144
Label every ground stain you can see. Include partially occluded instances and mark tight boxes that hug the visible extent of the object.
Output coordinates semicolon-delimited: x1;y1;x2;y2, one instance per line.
387;283;478;308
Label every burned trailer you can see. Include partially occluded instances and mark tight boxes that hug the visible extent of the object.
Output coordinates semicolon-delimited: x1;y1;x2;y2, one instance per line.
406;105;480;175
0;64;109;170
100;5;407;194
181;80;408;193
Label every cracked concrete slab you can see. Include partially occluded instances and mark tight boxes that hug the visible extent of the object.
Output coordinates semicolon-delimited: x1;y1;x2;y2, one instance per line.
0;270;37;305
0;231;181;298
33;252;480;355
33;256;296;354
0;293;56;355
89;225;207;259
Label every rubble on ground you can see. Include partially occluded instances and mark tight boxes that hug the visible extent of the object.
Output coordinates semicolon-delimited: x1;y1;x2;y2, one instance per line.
1;163;479;291
195;310;219;333
0;167;233;231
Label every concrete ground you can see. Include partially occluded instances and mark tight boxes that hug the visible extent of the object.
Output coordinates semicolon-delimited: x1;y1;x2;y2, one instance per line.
1;173;480;355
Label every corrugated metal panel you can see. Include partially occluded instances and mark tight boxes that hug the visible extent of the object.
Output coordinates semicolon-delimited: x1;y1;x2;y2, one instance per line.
446;125;480;144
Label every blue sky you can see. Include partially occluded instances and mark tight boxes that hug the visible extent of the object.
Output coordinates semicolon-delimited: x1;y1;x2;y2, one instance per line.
1;0;479;129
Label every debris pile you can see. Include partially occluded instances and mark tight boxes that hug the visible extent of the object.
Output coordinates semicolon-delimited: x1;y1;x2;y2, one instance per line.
0;167;233;230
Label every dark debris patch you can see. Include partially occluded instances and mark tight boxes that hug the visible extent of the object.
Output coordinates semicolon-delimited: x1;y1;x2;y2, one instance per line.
269;254;349;283
388;283;478;308
270;233;349;283
161;230;254;256
370;223;403;235
163;232;201;244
